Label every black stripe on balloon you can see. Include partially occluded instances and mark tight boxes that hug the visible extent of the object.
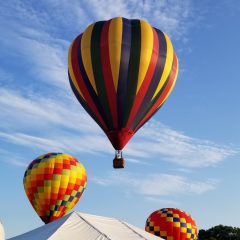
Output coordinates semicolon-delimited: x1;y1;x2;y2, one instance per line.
131;28;167;130
117;18;132;129
91;21;113;129
134;74;170;132
77;35;109;129
133;58;174;132
68;71;106;131
122;19;141;127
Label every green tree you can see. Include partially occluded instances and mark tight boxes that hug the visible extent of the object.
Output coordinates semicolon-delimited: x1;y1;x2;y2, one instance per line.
198;225;240;240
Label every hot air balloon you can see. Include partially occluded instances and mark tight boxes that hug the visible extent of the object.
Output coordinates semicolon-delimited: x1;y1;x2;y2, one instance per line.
145;208;198;240
23;153;87;224
68;17;178;168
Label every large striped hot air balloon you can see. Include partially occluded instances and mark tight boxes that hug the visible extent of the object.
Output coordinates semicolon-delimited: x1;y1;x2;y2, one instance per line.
145;208;198;240
68;17;178;168
23;153;87;224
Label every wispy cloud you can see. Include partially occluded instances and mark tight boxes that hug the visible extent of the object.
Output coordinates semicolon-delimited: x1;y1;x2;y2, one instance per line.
0;28;69;89
0;0;194;93
144;197;178;206
92;171;218;198
0;87;237;168
0;132;65;153
78;0;193;39
126;158;151;165
126;121;236;168
0;87;100;134
1;0;194;38
0;128;111;160
0;2;70;90
0;148;27;167
0;85;111;158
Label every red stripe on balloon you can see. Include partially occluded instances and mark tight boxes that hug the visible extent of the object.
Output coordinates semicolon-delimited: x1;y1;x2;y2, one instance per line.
126;28;159;129
71;35;107;130
100;20;118;128
135;53;178;132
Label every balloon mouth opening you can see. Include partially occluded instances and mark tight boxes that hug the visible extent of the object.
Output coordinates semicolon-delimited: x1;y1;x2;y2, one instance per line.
40;216;51;224
40;215;59;224
113;150;125;168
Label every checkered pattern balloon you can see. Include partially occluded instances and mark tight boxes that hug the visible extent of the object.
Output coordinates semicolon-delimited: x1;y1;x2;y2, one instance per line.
145;208;198;240
23;153;87;224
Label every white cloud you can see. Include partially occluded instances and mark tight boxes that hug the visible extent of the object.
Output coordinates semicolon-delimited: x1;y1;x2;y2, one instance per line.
0;28;69;89
0;87;110;157
0;148;27;167
137;174;217;196
0;131;111;156
1;0;194;38
0;132;65;153
0;0;194;92
125;121;236;168
4;158;27;168
144;197;178;206
18;35;69;88
79;0;193;39
0;2;70;89
92;171;218;197
0;87;237;168
126;158;150;165
0;87;100;134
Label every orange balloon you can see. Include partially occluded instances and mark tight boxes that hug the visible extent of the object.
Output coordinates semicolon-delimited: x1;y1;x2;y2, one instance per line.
146;208;198;240
23;153;87;224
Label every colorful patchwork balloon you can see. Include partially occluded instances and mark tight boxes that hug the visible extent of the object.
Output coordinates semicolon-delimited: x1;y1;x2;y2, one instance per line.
23;153;87;224
68;17;178;168
145;208;198;240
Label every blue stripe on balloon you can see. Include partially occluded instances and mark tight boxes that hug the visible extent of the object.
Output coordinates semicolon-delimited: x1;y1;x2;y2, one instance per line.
117;18;132;128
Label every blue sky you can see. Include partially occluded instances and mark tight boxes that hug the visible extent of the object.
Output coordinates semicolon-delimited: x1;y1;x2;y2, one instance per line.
1;0;240;238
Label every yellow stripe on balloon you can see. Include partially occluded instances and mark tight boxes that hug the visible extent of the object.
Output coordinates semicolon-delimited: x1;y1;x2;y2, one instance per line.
157;54;179;108
152;32;173;100
81;23;98;94
109;17;123;91
136;20;153;93
68;43;86;101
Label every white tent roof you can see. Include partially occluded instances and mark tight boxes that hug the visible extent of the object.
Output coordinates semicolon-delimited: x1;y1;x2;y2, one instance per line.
9;212;163;240
0;221;5;240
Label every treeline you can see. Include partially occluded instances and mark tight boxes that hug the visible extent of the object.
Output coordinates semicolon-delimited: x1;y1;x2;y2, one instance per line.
198;225;240;240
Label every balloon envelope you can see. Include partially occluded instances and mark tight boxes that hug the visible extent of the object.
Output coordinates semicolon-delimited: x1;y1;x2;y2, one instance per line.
68;17;178;156
23;153;87;224
145;208;198;240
